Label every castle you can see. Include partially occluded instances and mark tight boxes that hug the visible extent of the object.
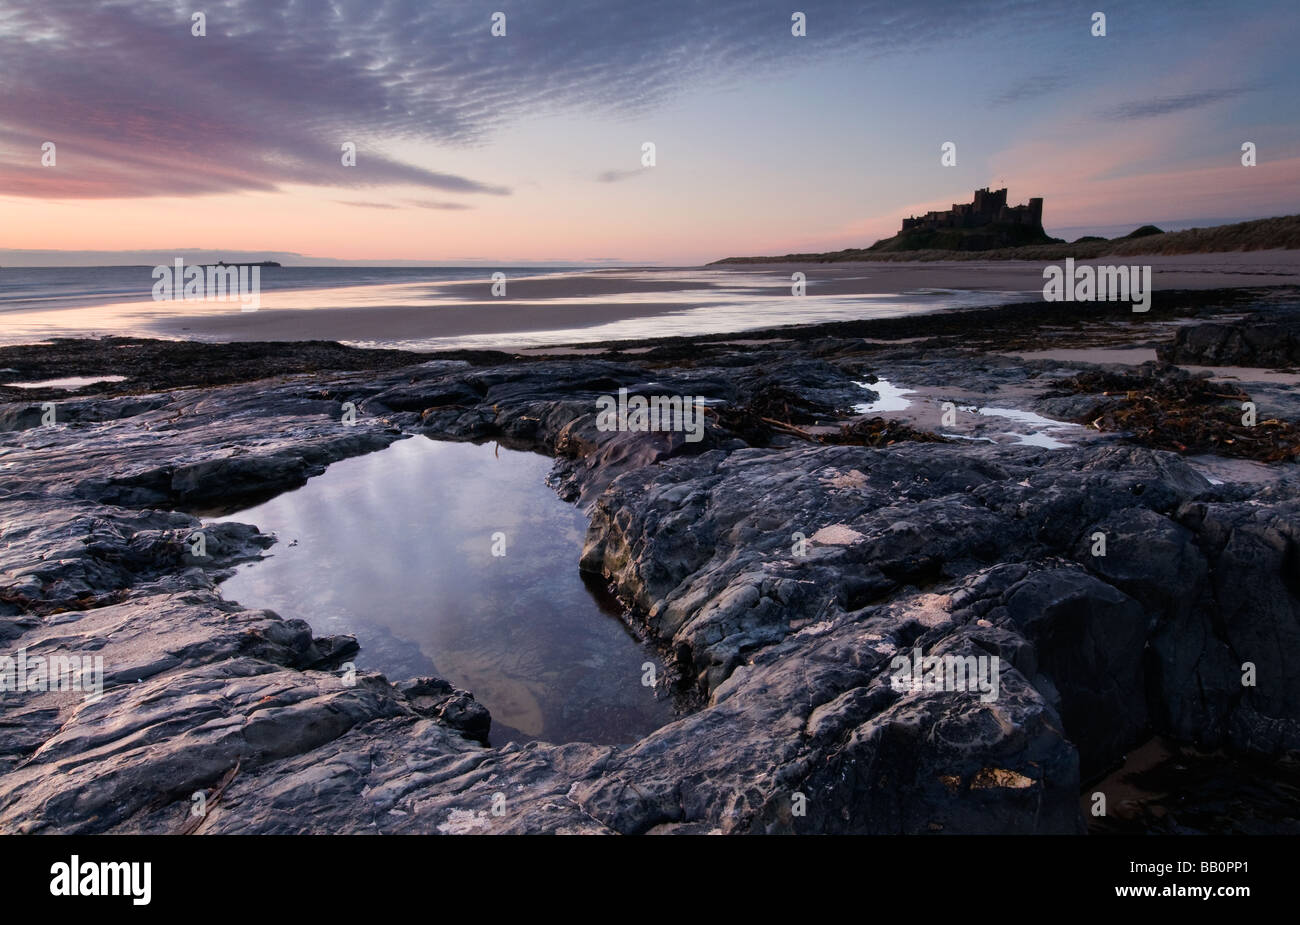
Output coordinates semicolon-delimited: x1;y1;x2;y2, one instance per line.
900;188;1043;234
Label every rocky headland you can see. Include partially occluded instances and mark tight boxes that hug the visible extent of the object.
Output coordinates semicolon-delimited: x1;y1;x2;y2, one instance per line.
1;286;1298;834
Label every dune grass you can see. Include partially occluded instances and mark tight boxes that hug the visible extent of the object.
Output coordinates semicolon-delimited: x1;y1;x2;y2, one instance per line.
712;214;1300;264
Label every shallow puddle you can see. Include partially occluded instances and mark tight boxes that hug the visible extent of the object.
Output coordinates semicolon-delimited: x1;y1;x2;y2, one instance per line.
852;379;1079;449
976;407;1080;449
3;375;127;389
213;436;675;746
854;378;916;413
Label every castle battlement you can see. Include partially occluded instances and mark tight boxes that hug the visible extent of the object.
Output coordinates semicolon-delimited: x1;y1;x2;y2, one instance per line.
901;188;1043;234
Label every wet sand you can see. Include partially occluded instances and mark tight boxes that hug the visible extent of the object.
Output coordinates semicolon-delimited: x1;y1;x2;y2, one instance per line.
715;249;1300;294
161;300;701;343
5;251;1294;351
140;250;1300;348
1007;347;1300;386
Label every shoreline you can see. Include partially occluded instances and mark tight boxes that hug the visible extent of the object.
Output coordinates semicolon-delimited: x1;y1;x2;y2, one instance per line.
1;284;1298;834
3;250;1298;351
137;249;1300;347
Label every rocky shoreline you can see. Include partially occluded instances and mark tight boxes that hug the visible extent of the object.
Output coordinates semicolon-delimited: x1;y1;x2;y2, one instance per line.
2;286;1298;834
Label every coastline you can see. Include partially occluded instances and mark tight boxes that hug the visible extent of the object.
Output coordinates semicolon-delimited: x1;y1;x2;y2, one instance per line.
2;283;1299;833
139;249;1300;346
5;250;1299;351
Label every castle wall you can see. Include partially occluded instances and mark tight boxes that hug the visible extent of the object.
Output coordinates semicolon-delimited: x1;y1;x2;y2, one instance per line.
900;188;1043;234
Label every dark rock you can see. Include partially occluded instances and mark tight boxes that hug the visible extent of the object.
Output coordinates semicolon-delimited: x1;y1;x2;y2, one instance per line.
1;319;1298;834
1158;317;1300;368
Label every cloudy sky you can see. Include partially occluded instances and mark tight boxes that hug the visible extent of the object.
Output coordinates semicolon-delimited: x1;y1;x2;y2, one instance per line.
2;0;1297;264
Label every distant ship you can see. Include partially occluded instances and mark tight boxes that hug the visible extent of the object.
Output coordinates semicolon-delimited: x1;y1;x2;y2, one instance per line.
200;260;281;268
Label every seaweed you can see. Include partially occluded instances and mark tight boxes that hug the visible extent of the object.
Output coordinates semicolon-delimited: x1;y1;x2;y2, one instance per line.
1055;362;1300;461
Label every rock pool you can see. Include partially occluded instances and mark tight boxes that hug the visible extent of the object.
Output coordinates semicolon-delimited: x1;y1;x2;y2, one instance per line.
213;436;675;745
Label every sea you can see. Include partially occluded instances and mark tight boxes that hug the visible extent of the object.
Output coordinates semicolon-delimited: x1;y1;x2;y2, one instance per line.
0;265;1026;351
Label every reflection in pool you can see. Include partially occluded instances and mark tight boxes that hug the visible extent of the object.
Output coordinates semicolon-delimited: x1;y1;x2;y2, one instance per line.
212;436;674;746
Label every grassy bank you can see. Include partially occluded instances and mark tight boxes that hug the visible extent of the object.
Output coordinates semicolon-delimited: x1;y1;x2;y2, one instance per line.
712;214;1300;264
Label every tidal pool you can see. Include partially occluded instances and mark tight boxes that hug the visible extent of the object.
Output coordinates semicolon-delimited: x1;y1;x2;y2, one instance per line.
853;378;916;413
212;436;674;746
3;375;128;389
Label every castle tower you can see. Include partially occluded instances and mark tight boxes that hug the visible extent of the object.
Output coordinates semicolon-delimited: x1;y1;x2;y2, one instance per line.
894;188;1045;236
1028;197;1043;228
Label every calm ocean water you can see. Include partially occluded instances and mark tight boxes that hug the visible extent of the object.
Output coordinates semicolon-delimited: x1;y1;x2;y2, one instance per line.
0;265;1026;350
0;266;580;312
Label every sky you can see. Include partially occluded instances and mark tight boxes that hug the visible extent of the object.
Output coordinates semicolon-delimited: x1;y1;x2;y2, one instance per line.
1;0;1298;266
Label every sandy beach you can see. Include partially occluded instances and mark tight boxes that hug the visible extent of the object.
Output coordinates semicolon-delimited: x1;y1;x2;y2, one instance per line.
722;249;1300;294
4;251;1298;351
150;250;1300;347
